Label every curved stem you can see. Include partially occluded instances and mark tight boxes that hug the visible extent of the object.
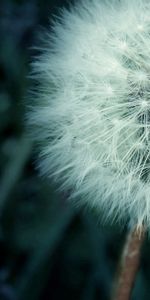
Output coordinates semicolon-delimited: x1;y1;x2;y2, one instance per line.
112;225;145;300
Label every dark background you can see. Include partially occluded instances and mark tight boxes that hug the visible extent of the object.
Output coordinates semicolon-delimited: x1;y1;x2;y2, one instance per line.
0;0;150;299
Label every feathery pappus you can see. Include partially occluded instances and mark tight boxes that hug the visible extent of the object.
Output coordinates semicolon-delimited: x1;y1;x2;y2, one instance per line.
28;0;150;228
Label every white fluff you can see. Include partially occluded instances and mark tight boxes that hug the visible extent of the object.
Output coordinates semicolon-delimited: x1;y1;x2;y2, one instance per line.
28;0;150;228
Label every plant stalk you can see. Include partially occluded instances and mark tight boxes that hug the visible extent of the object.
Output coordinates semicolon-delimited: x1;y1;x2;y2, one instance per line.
112;225;145;300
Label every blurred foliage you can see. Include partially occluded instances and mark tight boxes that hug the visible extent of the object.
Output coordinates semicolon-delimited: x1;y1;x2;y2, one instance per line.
0;1;150;299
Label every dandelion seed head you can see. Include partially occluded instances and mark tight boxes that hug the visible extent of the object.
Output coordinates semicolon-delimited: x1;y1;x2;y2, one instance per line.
28;0;150;229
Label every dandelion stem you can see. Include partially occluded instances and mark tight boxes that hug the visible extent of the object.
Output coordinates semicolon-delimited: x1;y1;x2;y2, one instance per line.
112;225;145;300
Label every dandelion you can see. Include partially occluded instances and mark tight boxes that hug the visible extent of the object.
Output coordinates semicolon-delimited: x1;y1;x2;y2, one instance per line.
29;0;150;228
28;1;150;298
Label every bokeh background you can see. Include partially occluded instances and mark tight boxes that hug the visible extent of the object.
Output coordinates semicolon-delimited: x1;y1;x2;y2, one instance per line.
0;0;150;299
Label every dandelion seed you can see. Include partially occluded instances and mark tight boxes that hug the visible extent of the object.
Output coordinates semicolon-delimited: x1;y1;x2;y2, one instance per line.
137;24;144;32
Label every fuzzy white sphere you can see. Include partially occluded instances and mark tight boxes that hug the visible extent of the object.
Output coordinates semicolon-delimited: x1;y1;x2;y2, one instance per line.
29;0;150;228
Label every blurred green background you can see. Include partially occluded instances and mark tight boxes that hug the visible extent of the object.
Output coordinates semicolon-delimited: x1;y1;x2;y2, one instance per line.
0;0;150;299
